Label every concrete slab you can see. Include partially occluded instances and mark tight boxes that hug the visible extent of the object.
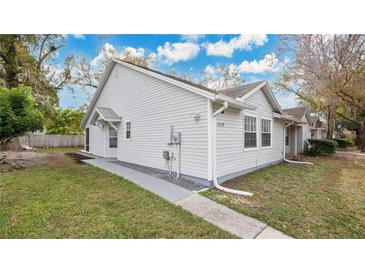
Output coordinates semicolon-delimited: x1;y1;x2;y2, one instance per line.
176;194;267;239
83;158;193;202
141;179;192;203
255;226;292;239
83;158;152;185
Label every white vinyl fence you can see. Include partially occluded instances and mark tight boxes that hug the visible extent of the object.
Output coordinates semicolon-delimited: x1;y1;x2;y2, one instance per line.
18;134;84;148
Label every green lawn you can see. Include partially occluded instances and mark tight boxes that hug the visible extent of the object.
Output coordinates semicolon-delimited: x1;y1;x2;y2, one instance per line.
0;150;234;238
37;147;83;154
202;157;365;239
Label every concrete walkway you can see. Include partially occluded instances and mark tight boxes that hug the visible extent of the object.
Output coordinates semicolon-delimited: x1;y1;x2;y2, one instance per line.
83;158;291;239
176;194;291;239
83;158;192;203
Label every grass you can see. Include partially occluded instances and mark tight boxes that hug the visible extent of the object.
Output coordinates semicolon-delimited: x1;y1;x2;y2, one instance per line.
201;157;365;239
0;149;234;238
37;147;83;154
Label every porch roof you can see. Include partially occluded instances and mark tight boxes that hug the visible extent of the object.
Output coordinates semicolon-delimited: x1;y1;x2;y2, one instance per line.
90;107;121;125
272;112;306;125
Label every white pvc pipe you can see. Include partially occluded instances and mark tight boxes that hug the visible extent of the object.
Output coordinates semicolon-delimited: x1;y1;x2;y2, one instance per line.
212;102;253;197
283;121;313;165
283;158;313;165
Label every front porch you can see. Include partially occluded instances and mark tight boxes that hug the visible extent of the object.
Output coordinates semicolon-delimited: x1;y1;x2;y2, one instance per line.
285;124;304;155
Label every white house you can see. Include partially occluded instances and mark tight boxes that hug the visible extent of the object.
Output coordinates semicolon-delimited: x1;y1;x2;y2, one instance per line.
282;107;312;155
308;114;327;139
81;58;309;186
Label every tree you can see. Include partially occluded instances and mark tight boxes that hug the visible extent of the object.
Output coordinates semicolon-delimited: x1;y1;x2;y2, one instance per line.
199;64;243;90
167;64;244;90
0;85;43;146
72;46;155;91
276;35;365;141
46;108;84;135
0;34;73;111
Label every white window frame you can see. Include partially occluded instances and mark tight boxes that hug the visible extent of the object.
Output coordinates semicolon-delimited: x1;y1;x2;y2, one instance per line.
125;121;131;141
243;113;258;151
261;117;273;149
108;125;118;148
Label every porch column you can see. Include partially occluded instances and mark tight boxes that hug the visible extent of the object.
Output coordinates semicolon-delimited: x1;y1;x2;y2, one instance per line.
294;126;298;156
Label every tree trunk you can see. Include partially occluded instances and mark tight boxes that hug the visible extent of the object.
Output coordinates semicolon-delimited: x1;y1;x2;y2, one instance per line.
358;118;365;152
326;105;336;139
1;35;20;88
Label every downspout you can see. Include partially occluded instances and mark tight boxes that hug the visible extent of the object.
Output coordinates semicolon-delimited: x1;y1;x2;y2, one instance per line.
283;122;313;165
212;102;253;197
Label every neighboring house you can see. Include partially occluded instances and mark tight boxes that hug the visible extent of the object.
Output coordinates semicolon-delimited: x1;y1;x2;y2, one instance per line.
282;107;312;155
81;58;307;186
308;114;327;139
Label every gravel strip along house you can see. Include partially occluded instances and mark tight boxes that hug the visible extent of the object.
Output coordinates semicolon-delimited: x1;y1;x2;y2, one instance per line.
81;58;311;187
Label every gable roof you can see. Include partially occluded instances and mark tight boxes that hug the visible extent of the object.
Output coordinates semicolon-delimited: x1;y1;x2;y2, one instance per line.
283;107;308;122
218;81;266;99
89;107;121;126
219;80;282;113
96;107;120;120
120;60;218;94
81;59;271;128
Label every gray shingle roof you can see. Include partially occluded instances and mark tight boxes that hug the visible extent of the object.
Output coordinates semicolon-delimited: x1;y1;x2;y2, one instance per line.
282;107;308;121
96;107;120;120
217;81;266;99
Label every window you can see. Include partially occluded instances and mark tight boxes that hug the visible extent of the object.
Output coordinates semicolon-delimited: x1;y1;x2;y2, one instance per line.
285;128;289;146
125;122;131;140
85;128;89;151
244;115;257;148
261;119;271;147
109;126;117;148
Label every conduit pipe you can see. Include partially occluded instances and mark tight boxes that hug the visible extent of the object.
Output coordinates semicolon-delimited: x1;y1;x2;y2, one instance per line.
212;102;253;197
283;122;313;165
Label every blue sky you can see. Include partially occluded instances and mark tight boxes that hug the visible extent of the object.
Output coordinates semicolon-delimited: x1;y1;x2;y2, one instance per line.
57;34;297;109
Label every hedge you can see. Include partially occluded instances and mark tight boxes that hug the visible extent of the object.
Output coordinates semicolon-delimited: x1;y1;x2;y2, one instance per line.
304;139;338;156
332;138;354;149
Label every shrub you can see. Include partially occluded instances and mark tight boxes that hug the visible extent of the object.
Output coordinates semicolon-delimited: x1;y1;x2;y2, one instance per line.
304;139;338;156
332;138;354;149
0;85;43;146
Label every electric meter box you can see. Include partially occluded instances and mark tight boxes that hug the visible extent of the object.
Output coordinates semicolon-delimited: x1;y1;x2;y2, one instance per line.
163;150;170;160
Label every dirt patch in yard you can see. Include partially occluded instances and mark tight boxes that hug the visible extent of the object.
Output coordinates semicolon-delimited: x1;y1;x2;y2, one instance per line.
0;151;52;172
0;150;95;173
335;151;365;165
64;152;94;165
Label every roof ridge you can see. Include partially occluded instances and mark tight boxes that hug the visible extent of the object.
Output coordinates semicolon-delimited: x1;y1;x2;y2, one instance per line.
283;106;308;110
217;80;266;92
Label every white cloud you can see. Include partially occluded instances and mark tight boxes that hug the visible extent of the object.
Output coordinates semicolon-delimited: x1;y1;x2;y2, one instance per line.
204;64;216;75
123;46;145;58
157;42;200;64
73;34;86;40
91;43;117;68
91;43;152;69
181;34;205;41
237;53;279;73
205;34;268;57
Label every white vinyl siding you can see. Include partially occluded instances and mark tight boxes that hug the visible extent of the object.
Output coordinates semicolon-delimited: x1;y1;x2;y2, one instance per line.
89;124;105;156
215;88;284;179
86;63;209;180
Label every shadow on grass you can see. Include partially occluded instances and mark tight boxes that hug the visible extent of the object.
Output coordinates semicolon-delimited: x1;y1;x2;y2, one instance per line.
64;152;94;165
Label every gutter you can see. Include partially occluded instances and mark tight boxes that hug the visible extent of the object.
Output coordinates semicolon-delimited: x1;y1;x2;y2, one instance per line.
211;101;253;197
